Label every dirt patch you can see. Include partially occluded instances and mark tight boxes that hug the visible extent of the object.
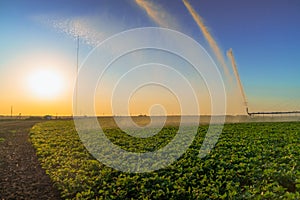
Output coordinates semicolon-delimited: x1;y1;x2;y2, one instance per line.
0;120;61;199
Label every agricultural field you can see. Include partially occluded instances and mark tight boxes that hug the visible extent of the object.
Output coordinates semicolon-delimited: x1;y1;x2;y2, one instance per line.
30;120;300;199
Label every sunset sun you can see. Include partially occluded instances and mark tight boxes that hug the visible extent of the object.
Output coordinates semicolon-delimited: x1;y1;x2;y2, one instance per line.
28;69;63;99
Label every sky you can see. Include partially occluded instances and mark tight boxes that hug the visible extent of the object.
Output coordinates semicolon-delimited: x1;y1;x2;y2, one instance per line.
0;0;299;116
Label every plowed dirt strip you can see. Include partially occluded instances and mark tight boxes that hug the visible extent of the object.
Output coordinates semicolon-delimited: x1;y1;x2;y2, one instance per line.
0;120;61;200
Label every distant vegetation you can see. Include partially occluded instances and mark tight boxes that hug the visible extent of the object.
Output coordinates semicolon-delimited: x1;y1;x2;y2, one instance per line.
30;121;300;199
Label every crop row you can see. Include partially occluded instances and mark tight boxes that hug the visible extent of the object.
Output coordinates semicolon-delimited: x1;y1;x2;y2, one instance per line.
30;121;300;199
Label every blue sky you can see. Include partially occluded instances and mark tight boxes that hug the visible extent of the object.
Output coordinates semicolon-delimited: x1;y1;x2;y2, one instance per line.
0;0;299;115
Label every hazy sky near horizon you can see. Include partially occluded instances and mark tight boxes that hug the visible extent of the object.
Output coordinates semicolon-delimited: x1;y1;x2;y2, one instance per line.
0;0;300;116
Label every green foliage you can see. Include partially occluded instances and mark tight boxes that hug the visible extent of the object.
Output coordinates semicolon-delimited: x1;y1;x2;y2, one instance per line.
0;137;5;142
30;121;300;199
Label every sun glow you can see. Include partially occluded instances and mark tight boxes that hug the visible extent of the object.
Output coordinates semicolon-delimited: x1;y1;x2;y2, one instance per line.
28;69;63;99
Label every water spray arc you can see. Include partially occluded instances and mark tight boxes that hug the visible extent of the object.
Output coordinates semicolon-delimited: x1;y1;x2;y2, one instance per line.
182;0;231;79
134;0;299;117
135;0;170;28
227;48;300;117
227;49;249;115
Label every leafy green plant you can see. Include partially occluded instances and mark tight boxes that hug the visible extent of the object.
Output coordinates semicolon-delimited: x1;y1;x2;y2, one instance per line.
30;121;300;199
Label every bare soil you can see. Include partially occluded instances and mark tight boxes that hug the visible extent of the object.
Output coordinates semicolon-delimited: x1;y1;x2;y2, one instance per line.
0;120;61;200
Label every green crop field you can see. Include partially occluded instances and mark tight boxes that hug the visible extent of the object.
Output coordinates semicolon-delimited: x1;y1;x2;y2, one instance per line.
30;121;300;199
